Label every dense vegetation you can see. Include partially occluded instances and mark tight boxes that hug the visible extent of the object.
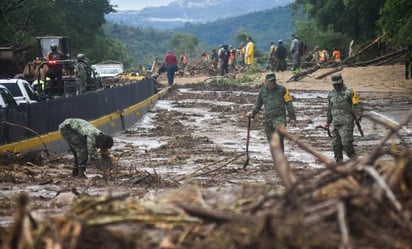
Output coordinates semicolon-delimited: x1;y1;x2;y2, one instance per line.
291;0;412;58
0;0;132;68
1;0;410;71
103;24;211;69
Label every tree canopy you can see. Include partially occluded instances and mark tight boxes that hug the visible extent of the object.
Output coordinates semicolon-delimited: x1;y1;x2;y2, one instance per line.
292;0;412;56
0;0;132;66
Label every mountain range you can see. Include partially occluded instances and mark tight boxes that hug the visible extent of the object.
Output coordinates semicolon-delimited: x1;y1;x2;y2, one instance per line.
106;0;295;30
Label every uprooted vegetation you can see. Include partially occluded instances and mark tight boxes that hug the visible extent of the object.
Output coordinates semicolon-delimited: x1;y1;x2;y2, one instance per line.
0;117;411;248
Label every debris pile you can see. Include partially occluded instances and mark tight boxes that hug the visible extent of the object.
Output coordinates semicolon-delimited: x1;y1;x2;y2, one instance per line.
1;110;410;249
288;34;411;82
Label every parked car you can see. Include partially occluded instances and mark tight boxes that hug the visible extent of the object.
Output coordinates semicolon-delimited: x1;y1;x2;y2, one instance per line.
0;78;39;104
0;85;18;108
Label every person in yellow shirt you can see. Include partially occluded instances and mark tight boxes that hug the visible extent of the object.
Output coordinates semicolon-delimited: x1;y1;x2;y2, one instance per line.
268;40;277;71
244;37;255;65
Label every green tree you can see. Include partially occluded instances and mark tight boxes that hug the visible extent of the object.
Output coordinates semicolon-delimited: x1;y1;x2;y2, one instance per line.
235;29;250;46
168;33;199;56
0;0;119;65
292;0;386;44
378;0;412;46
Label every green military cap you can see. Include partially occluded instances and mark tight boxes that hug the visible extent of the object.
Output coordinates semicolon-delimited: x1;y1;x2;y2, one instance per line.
331;72;343;84
265;73;276;82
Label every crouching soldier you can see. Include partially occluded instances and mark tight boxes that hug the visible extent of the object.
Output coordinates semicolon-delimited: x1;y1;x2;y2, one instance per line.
59;118;114;177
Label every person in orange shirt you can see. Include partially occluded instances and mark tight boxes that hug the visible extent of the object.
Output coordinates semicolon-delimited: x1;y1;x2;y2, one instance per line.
201;51;210;61
180;51;187;70
228;46;236;69
332;48;341;62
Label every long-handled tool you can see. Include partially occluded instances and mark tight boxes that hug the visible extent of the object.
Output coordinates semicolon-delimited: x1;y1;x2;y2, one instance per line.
243;116;251;169
315;125;332;138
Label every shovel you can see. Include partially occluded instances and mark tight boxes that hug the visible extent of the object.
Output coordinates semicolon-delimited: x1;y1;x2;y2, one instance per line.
243;116;251;169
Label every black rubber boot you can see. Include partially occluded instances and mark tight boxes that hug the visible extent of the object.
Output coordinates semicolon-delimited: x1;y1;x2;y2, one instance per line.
77;165;86;178
72;167;79;177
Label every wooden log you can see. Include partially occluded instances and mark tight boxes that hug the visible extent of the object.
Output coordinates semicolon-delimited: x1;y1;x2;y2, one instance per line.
175;202;247;223
351;47;408;67
269;131;297;189
314;67;343;80
286;64;321;82
343;33;386;64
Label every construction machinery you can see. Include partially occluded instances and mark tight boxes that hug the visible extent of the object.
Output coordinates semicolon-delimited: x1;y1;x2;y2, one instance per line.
1;36;100;97
34;36;100;96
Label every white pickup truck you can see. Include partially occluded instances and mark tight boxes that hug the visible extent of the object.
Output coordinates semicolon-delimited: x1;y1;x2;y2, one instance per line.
0;85;18;108
91;61;124;87
0;78;39;105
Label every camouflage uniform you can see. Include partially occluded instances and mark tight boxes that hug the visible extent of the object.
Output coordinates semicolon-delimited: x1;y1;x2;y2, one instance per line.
327;84;362;162
75;61;87;94
405;49;412;79
251;83;296;151
59;118;105;175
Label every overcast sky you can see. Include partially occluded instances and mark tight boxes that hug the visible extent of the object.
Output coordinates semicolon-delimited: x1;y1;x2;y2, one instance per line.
110;0;174;10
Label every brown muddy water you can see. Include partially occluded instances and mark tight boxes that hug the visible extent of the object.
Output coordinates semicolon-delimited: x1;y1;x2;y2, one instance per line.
0;84;411;226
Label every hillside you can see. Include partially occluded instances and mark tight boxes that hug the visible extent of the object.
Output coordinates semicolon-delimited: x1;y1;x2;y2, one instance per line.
106;0;294;30
104;5;294;66
176;6;293;48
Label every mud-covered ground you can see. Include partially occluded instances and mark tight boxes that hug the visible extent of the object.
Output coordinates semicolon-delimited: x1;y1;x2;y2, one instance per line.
0;65;411;248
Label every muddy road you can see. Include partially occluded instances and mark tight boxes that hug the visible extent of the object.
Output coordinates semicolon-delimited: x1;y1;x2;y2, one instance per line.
0;80;410;228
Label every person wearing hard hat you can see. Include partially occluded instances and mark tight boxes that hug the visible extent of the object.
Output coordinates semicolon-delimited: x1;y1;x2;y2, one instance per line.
45;43;67;95
324;73;363;163
75;54;87;95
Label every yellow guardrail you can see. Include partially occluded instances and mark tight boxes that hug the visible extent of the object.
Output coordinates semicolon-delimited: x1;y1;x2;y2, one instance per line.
0;86;170;153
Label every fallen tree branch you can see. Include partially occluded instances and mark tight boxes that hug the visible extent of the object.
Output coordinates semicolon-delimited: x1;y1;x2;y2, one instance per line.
343;33;386;64
350;47;409;67
363;109;412;165
314;67;343;80
1;121;50;156
269;132;297;189
277;126;335;168
175;202;246;223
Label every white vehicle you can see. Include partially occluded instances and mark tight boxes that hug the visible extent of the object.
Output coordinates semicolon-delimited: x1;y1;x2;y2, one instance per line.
0;78;39;105
91;61;124;78
0;85;18;108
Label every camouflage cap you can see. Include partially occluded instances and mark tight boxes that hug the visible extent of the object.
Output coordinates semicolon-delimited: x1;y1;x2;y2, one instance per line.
331;72;343;84
265;73;276;82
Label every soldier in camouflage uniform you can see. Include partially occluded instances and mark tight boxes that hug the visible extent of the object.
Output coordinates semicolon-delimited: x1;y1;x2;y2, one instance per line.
74;54;87;95
405;47;412;80
324;73;363;163
59;118;114;177
246;73;296;152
